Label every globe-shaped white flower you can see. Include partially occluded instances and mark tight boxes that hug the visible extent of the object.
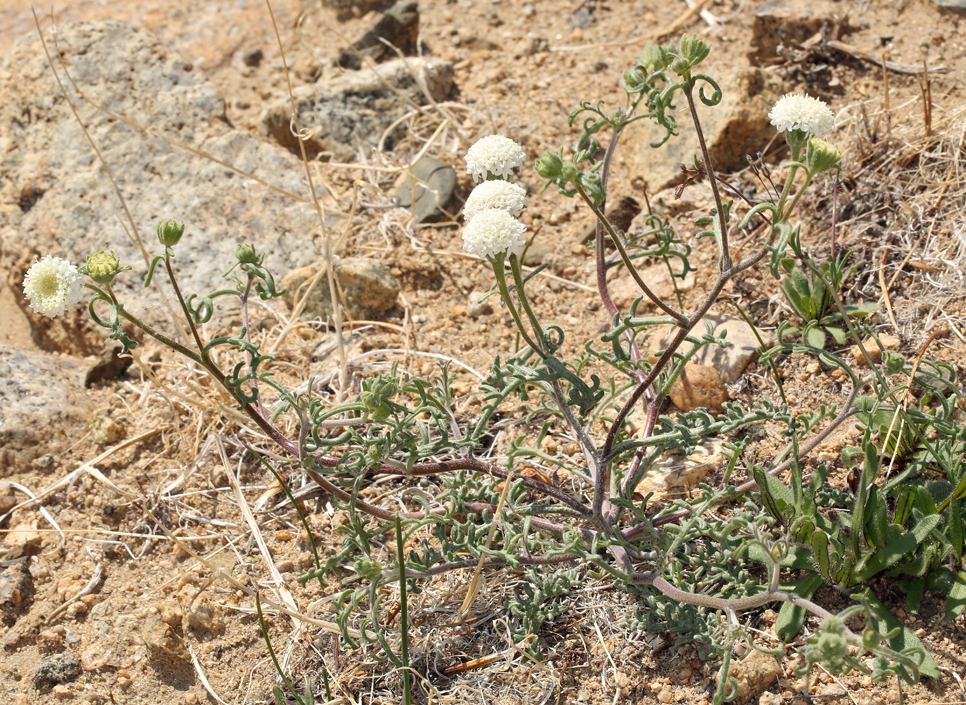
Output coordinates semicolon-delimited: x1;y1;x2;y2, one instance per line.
768;93;835;139
462;208;527;260
463;180;528;223
23;255;84;318
465;134;526;182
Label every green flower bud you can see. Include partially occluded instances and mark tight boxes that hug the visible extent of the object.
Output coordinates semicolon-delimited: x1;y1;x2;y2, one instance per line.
669;56;690;76
353;557;383;580
560;161;578;185
81;250;127;284
621;67;647;94
882;350;905;376
862;628;883;651
806;137;843;174
236;243;258;264
816;631;850;663
157;219;185;247
679;34;710;66
534;150;563;180
638;43;672;72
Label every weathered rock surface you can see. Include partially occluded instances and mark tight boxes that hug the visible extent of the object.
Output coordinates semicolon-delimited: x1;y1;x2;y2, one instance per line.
578;194;641;244
323;0;396;21
141;609;191;662
0;561;34;622
718;649;782;703
749;0;856;63
0;346;92;468
259;57;453;161
632;438;726;500
393;156;457;223
280;257;400;321
336;0;419;70
33;652;81;691
627;68;783;193
82;599;145;670
608;264;696;312
0;21;323;343
668;363;729;413
647;312;762;384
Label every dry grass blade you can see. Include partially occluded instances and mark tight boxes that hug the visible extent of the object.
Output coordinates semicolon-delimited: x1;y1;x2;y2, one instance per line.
215;434;300;626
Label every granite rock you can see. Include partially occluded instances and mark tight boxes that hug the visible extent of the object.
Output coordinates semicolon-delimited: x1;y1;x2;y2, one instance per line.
393;156;457;223
336;0;420;70
281;257;400;321
0;346;92;469
33;652;81;691
647;312;762;384
0;21;324;349
627;68;783;193
260;57;452;161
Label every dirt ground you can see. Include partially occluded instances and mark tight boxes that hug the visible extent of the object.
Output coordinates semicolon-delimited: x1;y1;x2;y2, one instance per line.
2;0;966;704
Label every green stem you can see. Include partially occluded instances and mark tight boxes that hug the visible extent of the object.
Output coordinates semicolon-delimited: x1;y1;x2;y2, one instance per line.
776;144;802;221
507;254;545;344
573;184;687;324
490;254;544;357
782;171;815;222
163;253;206;353
84;283;202;364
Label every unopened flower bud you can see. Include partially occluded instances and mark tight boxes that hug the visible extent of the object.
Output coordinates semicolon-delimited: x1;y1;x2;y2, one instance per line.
806;137;842;174
157;220;185;247
679;34;710;66
236;243;258;264
669;56;690;76
881;350;905;376
534;150;563;180
638;43;672;72
81;250;125;284
560;161;578;185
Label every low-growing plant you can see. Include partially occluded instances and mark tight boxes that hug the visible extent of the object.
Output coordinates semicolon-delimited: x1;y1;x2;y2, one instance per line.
28;32;966;703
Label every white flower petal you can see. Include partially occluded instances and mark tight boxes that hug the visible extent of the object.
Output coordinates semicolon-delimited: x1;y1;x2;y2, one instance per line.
465;135;526;182
768;93;835;139
463;181;528;223
23;255;84;318
462;209;528;260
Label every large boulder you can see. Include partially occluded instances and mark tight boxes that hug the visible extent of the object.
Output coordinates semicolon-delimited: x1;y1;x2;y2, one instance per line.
0;346;92;471
0;21;326;349
626;68;783;194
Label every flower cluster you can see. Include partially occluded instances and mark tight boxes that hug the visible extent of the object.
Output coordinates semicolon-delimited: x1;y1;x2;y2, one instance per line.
462;135;529;261
23;255;84;318
462;209;528;260
463;180;528;223
464;134;526;183
769;93;835;139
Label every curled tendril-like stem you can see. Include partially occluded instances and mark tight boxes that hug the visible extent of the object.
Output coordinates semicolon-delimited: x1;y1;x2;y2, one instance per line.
693;74;723;106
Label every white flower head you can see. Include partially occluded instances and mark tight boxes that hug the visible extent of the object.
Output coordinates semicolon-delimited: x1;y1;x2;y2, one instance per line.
463;181;528;223
462;208;527;260
465;134;525;182
23;255;84;318
769;93;835;139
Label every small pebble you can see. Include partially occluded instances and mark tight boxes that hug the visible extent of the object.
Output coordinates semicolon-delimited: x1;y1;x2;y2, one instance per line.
657;688;673;704
275;530;295;541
